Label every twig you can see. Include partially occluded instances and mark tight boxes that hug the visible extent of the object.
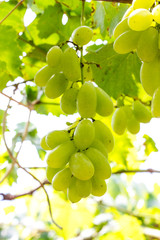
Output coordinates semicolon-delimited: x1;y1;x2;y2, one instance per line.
0;179;50;200
0;0;25;25
112;168;160;174
0;92;33;110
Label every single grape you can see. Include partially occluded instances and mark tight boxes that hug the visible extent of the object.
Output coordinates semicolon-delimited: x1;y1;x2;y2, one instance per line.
46;130;70;149
69;152;94;180
151;87;160;117
123;106;140;134
113;18;130;39
77;81;97;118
111;107;127;135
91;177;107;197
46;166;61;183
46;46;62;68
67;177;81;203
137;27;158;62
96;86;114;117
34;65;56;87
52;168;72;191
74;119;95;150
71;26;93;46
152;5;160;24
132;0;155;10
76;179;92;198
61;48;81;82
140;55;160;96
40;136;51;150
93;120;114;153
133;100;152;123
60;88;79;114
91;139;108;158
113;30;141;54
45;73;68;99
83;64;93;82
85;148;111;179
46;140;76;168
128;9;153;31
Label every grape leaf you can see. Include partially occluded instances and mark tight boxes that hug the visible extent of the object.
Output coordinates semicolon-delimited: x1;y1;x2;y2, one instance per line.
58;0;79;9
0;25;22;76
85;44;141;99
143;134;158;156
37;4;63;39
0;61;12;90
93;2;128;38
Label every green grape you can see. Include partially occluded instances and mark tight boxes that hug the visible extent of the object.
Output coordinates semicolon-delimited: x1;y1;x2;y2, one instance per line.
68;177;81;203
52;168;72;191
113;30;141;54
113;18;130;39
151;87;160;117
91;177;107;197
46;166;61;183
85;148;111;180
46;140;76;168
76;179;92;198
71;26;93;46
40;136;52;150
74;119;95;150
140;55;160;96
93;120;114;153
91;139;108;158
132;0;155;9
122;6;133;20
45;73;68;99
152;5;160;24
34;65;56;87
127;114;140;134
77;81;97;118
137;27;158;62
83;64;93;82
111;107;127;135
133;100;152;123
96;87;114;117
60;88;79;114
128;9;153;31
61;48;81;82
123;106;140;134
69;152;94;180
46;46;62;68
46;130;70;149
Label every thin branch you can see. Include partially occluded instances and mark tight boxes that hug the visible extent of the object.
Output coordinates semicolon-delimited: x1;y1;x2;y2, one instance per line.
0;179;50;200
112;168;160;174
0;92;33;110
0;0;25;25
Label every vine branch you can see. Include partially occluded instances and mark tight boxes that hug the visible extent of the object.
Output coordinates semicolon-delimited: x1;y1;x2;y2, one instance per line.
0;0;25;25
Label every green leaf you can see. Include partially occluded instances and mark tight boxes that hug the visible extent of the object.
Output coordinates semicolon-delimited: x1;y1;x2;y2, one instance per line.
25;85;38;102
0;1;26;32
85;44;141;99
0;25;22;77
37;4;63;39
0;61;12;90
143;134;158;156
58;0;79;9
93;2;128;37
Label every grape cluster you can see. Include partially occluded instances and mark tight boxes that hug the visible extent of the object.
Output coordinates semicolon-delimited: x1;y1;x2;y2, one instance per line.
35;26;115;202
41;118;113;203
113;0;160;123
111;101;152;135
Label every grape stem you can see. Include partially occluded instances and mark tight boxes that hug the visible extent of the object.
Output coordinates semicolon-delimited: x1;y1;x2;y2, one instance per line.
80;0;85;84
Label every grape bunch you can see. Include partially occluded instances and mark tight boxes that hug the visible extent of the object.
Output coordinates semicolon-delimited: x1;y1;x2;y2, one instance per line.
113;0;160;119
40;119;113;203
111;100;152;135
35;26;115;202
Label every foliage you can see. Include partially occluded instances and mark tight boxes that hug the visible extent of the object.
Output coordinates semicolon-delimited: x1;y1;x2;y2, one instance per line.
0;0;160;239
